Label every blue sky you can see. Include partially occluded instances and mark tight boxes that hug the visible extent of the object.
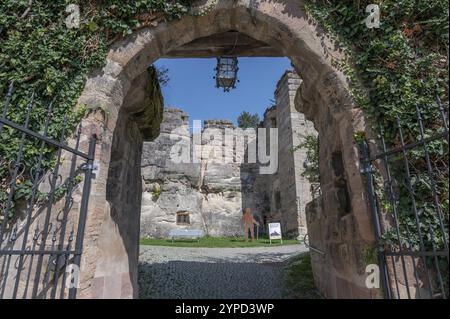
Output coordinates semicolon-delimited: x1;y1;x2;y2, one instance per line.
154;57;292;126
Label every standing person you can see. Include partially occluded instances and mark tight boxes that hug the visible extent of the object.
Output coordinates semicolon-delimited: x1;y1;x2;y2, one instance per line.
241;208;260;242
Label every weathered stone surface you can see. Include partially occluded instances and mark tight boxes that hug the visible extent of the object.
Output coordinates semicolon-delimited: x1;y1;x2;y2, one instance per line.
255;71;317;239
72;0;380;299
140;108;260;238
140;71;317;240
128;66;164;141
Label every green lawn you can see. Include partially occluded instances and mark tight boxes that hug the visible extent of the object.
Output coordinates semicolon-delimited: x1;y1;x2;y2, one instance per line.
139;236;299;248
283;253;322;299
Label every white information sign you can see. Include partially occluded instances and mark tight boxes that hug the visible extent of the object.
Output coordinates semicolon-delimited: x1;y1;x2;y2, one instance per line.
268;223;282;244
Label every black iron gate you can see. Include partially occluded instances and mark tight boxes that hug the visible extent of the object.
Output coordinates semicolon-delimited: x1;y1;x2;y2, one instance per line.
360;95;449;299
0;82;96;299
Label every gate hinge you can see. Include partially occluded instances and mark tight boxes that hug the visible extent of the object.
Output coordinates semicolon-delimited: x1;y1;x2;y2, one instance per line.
81;163;98;171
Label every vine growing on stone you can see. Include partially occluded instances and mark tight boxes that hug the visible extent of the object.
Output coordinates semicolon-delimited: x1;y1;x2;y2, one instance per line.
295;134;320;191
0;0;197;222
303;1;449;257
0;0;448;261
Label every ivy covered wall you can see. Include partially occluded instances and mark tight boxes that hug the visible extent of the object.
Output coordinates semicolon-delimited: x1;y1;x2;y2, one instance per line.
0;1;448;250
302;2;448;286
0;0;196;220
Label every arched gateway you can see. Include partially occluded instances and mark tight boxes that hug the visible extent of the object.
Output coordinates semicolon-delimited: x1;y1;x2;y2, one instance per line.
70;0;376;299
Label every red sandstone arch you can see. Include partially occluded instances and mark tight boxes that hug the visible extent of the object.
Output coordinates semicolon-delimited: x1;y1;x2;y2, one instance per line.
76;0;377;299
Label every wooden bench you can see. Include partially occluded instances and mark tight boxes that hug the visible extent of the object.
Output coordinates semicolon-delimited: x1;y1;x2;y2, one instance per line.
168;229;204;243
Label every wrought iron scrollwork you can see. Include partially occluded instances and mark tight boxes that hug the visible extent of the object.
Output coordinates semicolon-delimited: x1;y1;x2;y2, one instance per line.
0;81;96;299
359;95;449;299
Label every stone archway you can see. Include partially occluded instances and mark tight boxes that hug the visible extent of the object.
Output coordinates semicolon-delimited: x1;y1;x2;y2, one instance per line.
75;0;377;299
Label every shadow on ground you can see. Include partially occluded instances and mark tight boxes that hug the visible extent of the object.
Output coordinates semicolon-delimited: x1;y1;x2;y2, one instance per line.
138;252;320;299
138;260;284;299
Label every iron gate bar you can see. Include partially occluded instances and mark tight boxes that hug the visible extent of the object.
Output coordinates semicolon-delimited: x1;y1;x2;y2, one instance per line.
360;140;392;299
384;251;449;257
0;81;96;299
0;92;35;299
436;93;449;133
30;112;69;299
360;94;449;299
416;104;448;298
0;92;35;247
369;131;448;161
11;100;55;299
59;230;74;299
68;135;96;299
379;125;413;299
428;224;447;298
50;125;83;299
396;115;436;299
416;105;449;254
0;250;77;255
0;117;92;160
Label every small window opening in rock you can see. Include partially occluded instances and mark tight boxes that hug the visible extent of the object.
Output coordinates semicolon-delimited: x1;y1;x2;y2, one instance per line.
176;211;190;225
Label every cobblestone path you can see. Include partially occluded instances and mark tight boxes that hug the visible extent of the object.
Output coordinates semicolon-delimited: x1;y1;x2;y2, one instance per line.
138;244;308;299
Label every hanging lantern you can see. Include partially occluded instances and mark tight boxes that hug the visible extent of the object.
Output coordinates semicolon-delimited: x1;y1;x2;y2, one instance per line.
214;56;239;92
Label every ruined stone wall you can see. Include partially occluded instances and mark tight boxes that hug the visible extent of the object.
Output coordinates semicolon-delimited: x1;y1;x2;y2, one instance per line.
140;109;262;238
140;71;317;239
279;71;317;238
255;71;317;239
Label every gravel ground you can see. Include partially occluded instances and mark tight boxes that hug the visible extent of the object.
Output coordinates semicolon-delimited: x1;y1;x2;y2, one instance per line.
138;244;309;299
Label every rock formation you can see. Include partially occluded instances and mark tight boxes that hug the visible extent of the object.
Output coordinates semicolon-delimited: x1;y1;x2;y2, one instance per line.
140;71;317;239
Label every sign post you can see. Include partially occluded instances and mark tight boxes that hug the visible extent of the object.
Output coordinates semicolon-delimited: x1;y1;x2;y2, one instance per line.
268;223;282;245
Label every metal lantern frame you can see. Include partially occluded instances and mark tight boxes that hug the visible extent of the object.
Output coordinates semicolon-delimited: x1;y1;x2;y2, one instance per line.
214;56;239;92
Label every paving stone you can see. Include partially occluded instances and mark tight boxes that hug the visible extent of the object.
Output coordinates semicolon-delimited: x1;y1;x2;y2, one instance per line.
138;244;308;299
